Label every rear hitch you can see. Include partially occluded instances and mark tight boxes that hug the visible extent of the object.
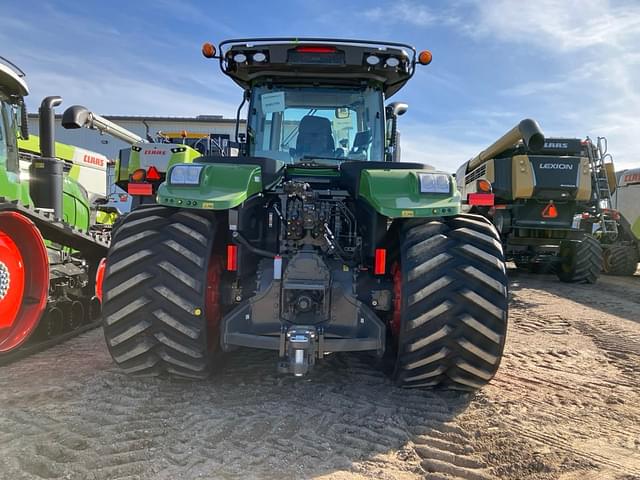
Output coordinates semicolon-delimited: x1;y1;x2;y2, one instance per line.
278;326;324;377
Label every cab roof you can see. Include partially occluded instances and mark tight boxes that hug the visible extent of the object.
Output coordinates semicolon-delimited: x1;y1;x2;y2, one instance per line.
0;58;28;99
218;37;417;98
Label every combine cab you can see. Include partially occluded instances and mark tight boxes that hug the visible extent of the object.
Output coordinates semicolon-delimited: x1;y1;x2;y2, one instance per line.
0;58;107;360
457;123;604;283
100;38;509;390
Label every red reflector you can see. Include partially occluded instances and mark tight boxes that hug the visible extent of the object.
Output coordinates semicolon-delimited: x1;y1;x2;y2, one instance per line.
227;244;238;271
468;193;495;206
296;46;336;53
146;165;161;181
542;203;558;218
127;183;153;196
374;248;386;275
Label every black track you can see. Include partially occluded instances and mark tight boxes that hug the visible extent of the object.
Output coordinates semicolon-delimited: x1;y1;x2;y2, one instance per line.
393;214;509;390
0;320;101;366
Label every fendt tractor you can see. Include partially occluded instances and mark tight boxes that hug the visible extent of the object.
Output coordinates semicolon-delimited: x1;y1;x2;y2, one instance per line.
456;124;607;283
98;38;510;390
0;58;108;360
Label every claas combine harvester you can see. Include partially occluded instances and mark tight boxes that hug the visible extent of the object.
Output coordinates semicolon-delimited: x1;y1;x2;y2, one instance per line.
0;58;108;360
94;38;512;390
456;121;612;283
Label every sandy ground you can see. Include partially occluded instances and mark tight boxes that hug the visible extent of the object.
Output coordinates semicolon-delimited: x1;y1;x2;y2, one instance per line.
1;269;639;480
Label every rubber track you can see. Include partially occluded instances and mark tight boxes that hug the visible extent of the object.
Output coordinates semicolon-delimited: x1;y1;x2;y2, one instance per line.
394;214;509;390
102;205;218;379
0;319;101;366
556;235;602;284
603;244;639;276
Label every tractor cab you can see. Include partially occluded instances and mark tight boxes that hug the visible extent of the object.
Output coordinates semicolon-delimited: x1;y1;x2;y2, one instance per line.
206;38;432;164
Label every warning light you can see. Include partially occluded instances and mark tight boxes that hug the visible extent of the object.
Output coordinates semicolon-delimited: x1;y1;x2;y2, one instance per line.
418;50;433;65
130;168;146;182
202;42;216;58
542;202;558;219
477;179;492;193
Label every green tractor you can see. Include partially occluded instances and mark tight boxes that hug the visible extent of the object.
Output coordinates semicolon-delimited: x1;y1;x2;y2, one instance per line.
0;58;108;359
100;38;508;389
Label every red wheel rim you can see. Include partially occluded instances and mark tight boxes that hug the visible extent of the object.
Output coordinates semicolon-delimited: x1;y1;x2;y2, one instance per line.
0;232;25;327
0;212;49;352
205;254;222;351
391;261;402;338
95;258;107;303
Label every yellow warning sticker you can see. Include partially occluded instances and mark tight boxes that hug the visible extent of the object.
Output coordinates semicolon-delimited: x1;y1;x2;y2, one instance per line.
202;202;214;209
401;210;415;217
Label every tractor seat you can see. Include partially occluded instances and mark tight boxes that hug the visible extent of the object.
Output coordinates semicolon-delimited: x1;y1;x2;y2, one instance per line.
293;116;335;159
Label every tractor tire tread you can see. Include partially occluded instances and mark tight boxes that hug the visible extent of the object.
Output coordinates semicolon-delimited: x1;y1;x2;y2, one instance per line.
394;214;508;390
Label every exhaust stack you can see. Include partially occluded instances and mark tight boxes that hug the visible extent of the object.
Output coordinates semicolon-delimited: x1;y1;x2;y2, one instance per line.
62;105;146;145
29;96;64;219
467;119;545;172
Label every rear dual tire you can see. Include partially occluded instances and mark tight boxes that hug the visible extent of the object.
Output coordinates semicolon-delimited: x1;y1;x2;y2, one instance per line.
102;206;221;379
392;214;509;390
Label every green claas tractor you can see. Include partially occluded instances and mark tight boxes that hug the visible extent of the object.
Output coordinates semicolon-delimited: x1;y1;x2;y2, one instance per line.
61;105;211;210
0;58;107;359
100;38;509;389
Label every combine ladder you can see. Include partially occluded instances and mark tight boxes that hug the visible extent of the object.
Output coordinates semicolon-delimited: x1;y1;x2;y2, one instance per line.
585;136;618;238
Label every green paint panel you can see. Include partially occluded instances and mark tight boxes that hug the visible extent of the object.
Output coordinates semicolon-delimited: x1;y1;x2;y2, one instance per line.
158;163;263;210
358;169;461;218
18;135;77;162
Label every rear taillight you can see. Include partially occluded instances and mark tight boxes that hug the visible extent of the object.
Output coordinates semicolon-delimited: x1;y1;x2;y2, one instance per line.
468;193;495;206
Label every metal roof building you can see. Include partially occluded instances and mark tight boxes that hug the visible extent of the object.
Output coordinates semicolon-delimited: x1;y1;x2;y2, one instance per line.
28;114;246;159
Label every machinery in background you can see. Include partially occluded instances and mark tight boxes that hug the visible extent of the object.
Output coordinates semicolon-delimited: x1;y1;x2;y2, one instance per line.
0;57;107;360
62;106;237;210
600;167;640;275
456;122;604;283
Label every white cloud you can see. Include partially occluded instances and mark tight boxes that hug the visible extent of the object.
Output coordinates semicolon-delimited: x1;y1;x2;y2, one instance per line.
465;0;640;169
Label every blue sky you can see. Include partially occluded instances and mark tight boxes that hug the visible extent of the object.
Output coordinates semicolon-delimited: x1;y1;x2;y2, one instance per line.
2;0;639;170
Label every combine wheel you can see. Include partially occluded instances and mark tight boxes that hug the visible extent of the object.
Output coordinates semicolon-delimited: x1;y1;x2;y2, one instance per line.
0;212;49;353
392;214;508;390
556;235;602;284
603;244;639;276
102;205;222;379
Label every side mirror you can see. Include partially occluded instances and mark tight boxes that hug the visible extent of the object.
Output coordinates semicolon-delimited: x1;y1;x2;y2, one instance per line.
386;102;408;118
19;101;29;139
385;102;408;161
